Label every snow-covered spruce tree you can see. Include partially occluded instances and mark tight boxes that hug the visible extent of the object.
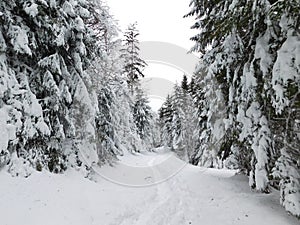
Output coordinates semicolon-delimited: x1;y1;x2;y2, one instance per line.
0;0;131;174
0;20;49;175
189;71;218;167
185;0;275;191
269;0;300;216
189;64;226;168
188;73;205;165
28;0;102;173
95;83;120;164
186;0;300;215
181;74;189;92
119;22;153;151
115;87;144;154
159;95;174;148
0;2;42;173
149;111;162;148
0;0;80;174
181;78;197;162
121;23;147;91
132;87;153;150
79;0;122;165
159;76;196;161
88;2;145;157
90;57;144;157
170;85;185;158
171;80;196;161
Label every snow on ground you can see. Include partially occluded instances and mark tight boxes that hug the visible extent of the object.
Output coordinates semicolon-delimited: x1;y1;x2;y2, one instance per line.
0;148;299;225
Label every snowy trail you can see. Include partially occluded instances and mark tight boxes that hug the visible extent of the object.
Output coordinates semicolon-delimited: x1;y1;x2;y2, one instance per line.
0;149;299;225
108;149;298;225
110;153;189;225
135;156;197;225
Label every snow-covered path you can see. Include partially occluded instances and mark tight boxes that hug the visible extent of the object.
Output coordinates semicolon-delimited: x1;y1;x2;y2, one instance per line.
0;149;298;225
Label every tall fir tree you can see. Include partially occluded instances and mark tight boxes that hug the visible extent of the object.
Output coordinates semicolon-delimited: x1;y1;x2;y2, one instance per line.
159;95;174;148
121;23;147;90
132;87;153;150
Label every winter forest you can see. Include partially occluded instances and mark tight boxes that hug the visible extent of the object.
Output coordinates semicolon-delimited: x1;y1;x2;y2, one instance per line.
0;0;299;224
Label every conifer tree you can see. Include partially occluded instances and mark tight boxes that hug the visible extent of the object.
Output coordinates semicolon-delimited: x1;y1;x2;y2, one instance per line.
0;0;147;175
159;95;174;148
181;74;189;92
133;87;153;149
185;0;300;215
121;23;147;90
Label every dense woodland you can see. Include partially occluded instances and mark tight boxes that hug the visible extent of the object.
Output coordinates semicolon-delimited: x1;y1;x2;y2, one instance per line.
160;0;300;217
0;0;299;218
0;0;155;175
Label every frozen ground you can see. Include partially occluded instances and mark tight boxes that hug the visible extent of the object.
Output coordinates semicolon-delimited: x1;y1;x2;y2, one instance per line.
0;148;299;225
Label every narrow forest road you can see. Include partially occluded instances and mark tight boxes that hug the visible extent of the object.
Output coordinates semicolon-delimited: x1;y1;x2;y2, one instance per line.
0;148;299;225
108;149;298;225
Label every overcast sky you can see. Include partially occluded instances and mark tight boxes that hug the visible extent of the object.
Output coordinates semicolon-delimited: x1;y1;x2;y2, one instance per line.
106;0;195;49
105;0;197;111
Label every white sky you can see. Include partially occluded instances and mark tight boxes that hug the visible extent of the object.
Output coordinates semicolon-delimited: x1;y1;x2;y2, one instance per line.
105;0;197;111
106;0;195;49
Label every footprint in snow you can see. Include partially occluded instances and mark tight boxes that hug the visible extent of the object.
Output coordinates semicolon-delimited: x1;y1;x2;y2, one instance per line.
144;176;154;183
